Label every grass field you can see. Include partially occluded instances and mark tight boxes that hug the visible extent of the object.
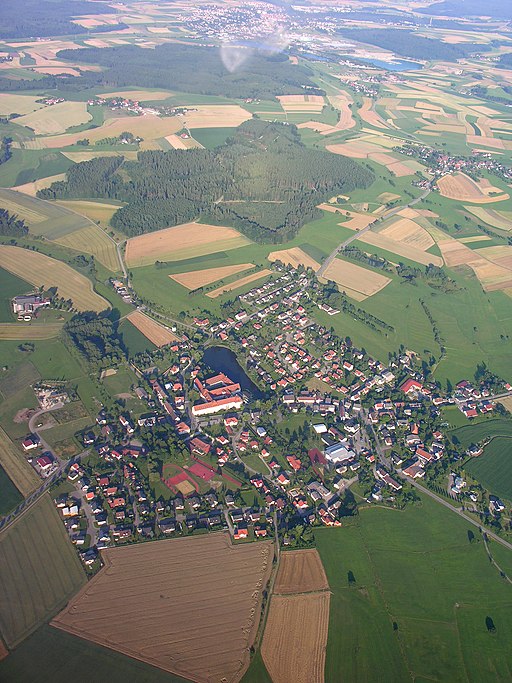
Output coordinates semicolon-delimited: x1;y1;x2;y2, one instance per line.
0;624;191;683
0;426;40;498
0;465;22;516
0;323;64;340
0;267;32;323
0;494;86;648
0;245;109;312
0;361;40;400
316;493;512;683
191;126;237;149
451;419;512;448
465;437;512;501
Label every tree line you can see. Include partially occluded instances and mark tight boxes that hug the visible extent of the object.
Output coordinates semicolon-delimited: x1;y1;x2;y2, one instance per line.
39;120;374;243
0;208;28;237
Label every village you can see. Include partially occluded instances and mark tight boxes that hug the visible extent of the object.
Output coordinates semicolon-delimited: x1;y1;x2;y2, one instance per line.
11;264;511;572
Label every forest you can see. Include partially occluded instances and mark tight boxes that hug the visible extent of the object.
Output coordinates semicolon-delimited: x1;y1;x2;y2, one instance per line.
64;313;124;368
418;0;512;21
338;28;490;62
38;120;374;242
0;0;116;39
0;209;29;237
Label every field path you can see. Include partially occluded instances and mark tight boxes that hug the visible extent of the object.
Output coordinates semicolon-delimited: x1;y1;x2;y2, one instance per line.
317;187;432;278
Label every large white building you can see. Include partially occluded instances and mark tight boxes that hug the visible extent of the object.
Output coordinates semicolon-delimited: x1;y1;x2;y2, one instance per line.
324;442;356;464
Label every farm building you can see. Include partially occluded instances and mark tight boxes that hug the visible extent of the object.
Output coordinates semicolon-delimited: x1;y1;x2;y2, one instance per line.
12;294;51;315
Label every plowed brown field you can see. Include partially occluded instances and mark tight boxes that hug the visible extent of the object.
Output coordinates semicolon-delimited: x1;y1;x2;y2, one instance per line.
262;593;330;683
274;549;329;594
52;534;274;683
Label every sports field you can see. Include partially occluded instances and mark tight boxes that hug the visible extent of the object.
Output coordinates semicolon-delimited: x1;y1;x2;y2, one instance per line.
316;494;512;682
52;534;273;683
465;437;512;502
0;245;109;312
125;311;180;347
125;222;250;267
0;494;86;648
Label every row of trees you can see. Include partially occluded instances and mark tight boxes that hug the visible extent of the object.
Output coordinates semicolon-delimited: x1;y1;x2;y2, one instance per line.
0;208;28;237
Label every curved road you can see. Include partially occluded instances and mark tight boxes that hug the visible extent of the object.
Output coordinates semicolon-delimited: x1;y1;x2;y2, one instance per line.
316;187;432;279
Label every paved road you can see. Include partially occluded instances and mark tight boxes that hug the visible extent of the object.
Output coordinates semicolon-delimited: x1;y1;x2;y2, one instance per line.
316;187;432;279
400;475;512;552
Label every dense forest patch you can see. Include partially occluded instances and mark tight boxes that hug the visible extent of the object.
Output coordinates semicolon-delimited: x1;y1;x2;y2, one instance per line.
39;120;374;243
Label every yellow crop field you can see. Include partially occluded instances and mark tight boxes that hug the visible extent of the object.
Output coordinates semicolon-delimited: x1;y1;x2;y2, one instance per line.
55;225;120;273
459;235;493;243
465;206;512;231
380;218;434;251
475;245;512;270
0;323;63;340
54;200;122;226
207;269;273;297
341;214;377;231
297;121;334;133
358;231;443;267
13;101;91;135
437;173;509;203
125;222;250;267
0;94;45;116
268;247;320;271
322;258;391;297
62;150;139;163
277;94;325;112
359;98;390;129
0;246;109;312
14;173;67;196
170;263;253;289
126;311;180;347
0;426;39;497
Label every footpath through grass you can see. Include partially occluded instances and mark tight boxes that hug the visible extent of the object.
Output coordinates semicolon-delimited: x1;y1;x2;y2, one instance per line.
315;494;512;683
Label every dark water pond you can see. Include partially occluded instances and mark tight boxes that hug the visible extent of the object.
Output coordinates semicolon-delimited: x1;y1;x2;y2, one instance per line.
202;346;262;398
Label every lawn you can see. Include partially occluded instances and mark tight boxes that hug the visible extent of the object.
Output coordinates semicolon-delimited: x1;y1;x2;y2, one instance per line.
0;624;191;683
0;494;86;648
464;437;512;501
315;493;512;682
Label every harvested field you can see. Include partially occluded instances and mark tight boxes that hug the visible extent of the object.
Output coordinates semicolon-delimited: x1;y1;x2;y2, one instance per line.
101;90;173;101
185;105;251;129
0;323;63;340
55;225;120;273
359;97;389;129
459;236;492;243
437;172;509;203
274;549;329;594
262;593;330;683
52;534;274;683
207;269;272;298
356;230;443;267
62;150;139;162
170;263;253;289
498;396;512;413
475;245;512;270
297;121;334;133
13;102;91;135
379;218;434;251
125;222;250;267
378;192;401;203
268;247;320;271
0;426;39;498
0;246;108;312
0;94;44;116
277;95;325;112
341;214;377;231
322;258;391;297
0;494;86;648
54;200;121;226
465;206;512;231
321;92;355;134
14;173;67;196
126;311;180;347
165;134;203;150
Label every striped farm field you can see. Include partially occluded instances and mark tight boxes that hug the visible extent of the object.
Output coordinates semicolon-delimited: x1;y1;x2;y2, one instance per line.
207;269;273;298
0;494;86;648
322;258;391;299
55;225;120;273
464;206;512;231
0;94;45;116
0;426;39;498
170;263;253;290
13;101;91;135
437;172;509;203
125;311;180;347
125;222;250;267
54;200;122;227
379;218;434;251
268;247;320;271
0;323;63;340
356;231;443;267
0;246;109;312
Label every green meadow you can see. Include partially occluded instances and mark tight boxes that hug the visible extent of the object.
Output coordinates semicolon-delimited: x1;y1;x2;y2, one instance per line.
316;494;512;683
465;437;512;502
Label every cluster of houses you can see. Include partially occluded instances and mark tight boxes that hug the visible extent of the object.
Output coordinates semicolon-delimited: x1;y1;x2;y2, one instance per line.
21;433;58;478
88;96;198;119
